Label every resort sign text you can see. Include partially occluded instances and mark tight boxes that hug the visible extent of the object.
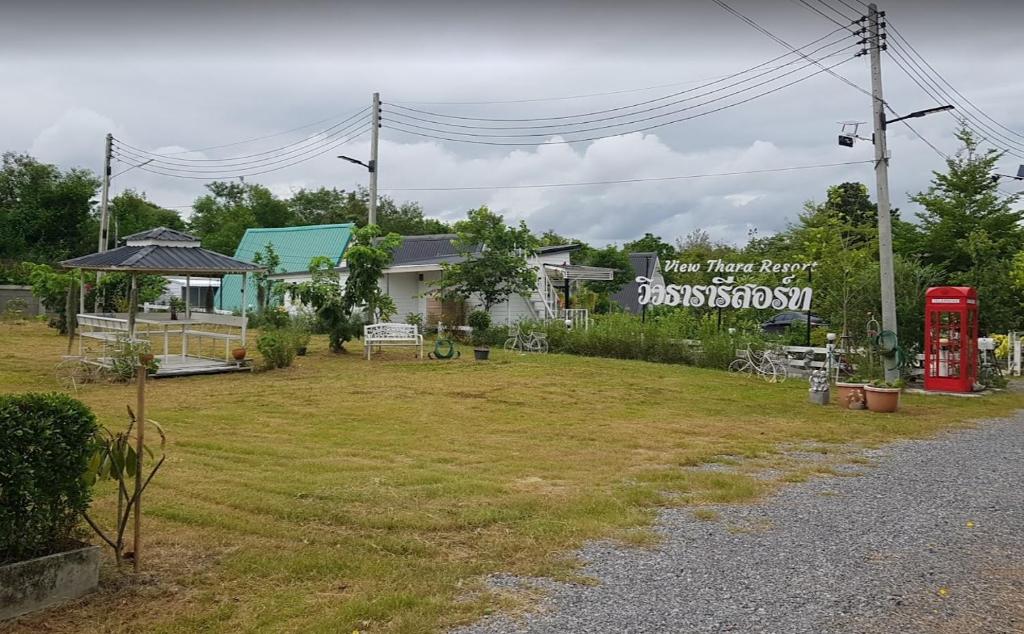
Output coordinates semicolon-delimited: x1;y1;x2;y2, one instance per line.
637;259;817;310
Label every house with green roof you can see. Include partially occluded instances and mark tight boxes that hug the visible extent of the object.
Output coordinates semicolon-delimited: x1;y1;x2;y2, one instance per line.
215;224;354;312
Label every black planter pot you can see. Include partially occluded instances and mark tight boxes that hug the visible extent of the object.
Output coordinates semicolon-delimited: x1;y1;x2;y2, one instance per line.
474;347;490;361
296;346;308;356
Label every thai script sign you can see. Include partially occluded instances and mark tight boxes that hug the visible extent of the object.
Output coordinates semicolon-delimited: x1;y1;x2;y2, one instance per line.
637;259;816;311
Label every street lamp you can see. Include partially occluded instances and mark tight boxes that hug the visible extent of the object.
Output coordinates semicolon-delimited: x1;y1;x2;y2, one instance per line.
338;155;377;225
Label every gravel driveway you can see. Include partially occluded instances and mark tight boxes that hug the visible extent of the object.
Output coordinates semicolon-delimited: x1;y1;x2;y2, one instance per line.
459;414;1024;633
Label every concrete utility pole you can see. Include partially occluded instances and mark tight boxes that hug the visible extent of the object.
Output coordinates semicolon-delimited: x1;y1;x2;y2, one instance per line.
369;92;380;226
98;133;113;253
867;3;899;382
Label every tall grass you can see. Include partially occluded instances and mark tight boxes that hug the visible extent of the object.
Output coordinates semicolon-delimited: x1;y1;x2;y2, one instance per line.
527;312;762;370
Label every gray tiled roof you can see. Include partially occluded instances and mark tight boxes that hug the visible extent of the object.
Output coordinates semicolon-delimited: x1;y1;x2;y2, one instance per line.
121;227;198;243
612;252;659;314
386;234;481;266
61;245;262;275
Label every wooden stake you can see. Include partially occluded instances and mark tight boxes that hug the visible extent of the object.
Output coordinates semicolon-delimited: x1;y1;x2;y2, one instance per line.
133;363;146;573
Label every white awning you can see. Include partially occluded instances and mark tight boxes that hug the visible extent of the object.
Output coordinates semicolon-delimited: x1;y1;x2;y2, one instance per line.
543;264;615;281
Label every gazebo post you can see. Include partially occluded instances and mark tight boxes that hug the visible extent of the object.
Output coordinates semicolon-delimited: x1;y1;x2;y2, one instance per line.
78;269;85;315
127;274;138;340
240;271;248;348
185;275;191;319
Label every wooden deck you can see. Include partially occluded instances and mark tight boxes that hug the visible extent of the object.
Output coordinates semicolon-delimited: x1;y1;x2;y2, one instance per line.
152;354;251;378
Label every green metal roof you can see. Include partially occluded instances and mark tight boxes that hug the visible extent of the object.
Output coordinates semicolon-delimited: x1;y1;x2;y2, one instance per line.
215;224;354;312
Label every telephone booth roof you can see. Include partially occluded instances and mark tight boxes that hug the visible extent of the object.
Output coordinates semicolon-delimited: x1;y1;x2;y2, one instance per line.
926;286;977;300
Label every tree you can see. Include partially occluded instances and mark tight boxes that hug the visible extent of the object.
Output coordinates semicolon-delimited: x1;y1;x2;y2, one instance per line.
188;182;294;255
342;225;402;323
251;243;284;316
0;153;99;264
584;245;631;297
911;128;1024;332
434;207;538;312
109;190;185;243
288;186;450;235
295;257;357;352
623;232;676;267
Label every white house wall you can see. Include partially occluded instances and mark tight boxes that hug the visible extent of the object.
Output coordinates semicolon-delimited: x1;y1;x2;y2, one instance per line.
381;272;421;321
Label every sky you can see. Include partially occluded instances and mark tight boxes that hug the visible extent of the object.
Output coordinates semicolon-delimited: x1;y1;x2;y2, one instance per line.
3;0;1023;247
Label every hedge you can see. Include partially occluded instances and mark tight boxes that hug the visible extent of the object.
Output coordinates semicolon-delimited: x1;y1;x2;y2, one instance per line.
0;393;98;564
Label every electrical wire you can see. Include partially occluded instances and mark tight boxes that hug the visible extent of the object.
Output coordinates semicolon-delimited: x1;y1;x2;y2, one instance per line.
111;116;372;173
886;21;1024;145
384;46;857;139
386;27;851;124
386;57;854;146
113;107;370;164
378;159;876;191
120;126;371;180
384;38;856;132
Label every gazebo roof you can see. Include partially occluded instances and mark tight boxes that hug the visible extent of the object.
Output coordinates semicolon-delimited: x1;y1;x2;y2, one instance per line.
122;227;199;244
61;229;263;276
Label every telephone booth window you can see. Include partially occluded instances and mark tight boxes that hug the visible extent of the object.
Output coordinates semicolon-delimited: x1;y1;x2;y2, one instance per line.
924;287;978;393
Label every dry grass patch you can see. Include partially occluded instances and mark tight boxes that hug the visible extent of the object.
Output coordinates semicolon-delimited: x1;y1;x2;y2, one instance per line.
2;323;1022;633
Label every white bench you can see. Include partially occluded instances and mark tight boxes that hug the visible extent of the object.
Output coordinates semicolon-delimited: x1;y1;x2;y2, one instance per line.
363;323;423;360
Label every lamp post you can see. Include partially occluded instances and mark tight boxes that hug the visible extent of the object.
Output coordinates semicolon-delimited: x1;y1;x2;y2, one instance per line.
338;154;377;226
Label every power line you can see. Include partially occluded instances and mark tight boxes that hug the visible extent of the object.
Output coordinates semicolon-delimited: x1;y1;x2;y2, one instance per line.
113;107;370;164
142;110;370;157
111;116;372;173
384;38;855;132
385;27;851;124
386;57;855;147
378;159;875;191
384;47;856;139
122;127;371;180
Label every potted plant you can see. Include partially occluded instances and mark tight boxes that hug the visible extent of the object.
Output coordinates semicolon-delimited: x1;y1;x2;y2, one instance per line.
168;297;186;320
232;347;247;361
835;374;869;410
865;379;905;413
467;309;492;361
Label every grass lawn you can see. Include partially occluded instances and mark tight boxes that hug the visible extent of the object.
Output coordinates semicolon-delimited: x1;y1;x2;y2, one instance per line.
3;321;1022;633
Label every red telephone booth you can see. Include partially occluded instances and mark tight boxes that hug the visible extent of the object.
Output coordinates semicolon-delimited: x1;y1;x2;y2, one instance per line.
924;286;978;393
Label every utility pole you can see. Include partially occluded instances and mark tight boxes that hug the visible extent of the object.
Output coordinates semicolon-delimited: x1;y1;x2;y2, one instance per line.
98;133;113;253
867;3;899;382
369;92;380;226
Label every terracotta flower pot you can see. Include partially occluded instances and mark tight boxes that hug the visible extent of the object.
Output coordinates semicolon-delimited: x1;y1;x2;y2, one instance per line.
232;347;247;361
138;353;155;365
865;385;901;413
835;382;868;410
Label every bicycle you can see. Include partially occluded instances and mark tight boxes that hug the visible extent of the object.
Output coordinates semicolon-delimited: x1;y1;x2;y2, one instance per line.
728;345;788;383
503;326;549;353
54;356;105;393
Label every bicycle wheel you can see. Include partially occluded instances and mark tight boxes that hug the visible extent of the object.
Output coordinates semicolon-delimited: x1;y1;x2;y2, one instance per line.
503;337;518;352
760;358;780;383
728;358;749;375
530;337;549;354
773;360;789;383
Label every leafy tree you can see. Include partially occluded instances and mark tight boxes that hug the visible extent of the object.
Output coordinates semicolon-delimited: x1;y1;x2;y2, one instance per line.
342;225;402;323
295;257;360;352
538;229;592;264
251;243;284;316
584;245;632;296
25;263;77;333
0;153;99;264
188;182;294;254
109;191;185;243
289;186;449;235
911;128;1024;332
435;207;538;312
623;232;676;267
87;273;167;314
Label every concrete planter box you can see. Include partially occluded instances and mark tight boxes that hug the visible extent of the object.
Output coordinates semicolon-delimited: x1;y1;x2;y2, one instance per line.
1;543;100;621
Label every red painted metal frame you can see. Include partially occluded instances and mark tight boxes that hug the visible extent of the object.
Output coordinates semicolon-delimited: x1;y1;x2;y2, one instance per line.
924;286;978;393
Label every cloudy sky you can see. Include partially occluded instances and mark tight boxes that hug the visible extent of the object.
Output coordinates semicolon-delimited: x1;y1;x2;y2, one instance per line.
3;0;1023;246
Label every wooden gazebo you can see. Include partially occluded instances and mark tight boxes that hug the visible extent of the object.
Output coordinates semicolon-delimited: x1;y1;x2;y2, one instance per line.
61;227;264;377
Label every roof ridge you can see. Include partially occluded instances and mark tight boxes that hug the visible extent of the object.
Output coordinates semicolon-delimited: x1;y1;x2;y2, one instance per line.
244;223;354;233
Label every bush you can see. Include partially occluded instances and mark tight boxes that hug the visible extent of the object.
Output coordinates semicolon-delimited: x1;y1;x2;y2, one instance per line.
467;309;492;332
257;328;299;369
405;312;424;329
0;393;98;564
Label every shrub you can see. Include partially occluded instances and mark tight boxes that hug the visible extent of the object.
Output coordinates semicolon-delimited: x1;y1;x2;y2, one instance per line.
0;393;98;564
467;309;492;332
405;312;424;329
257;328;299;370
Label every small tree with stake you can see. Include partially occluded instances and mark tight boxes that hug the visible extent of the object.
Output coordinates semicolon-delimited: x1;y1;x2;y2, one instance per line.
82;406;166;570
